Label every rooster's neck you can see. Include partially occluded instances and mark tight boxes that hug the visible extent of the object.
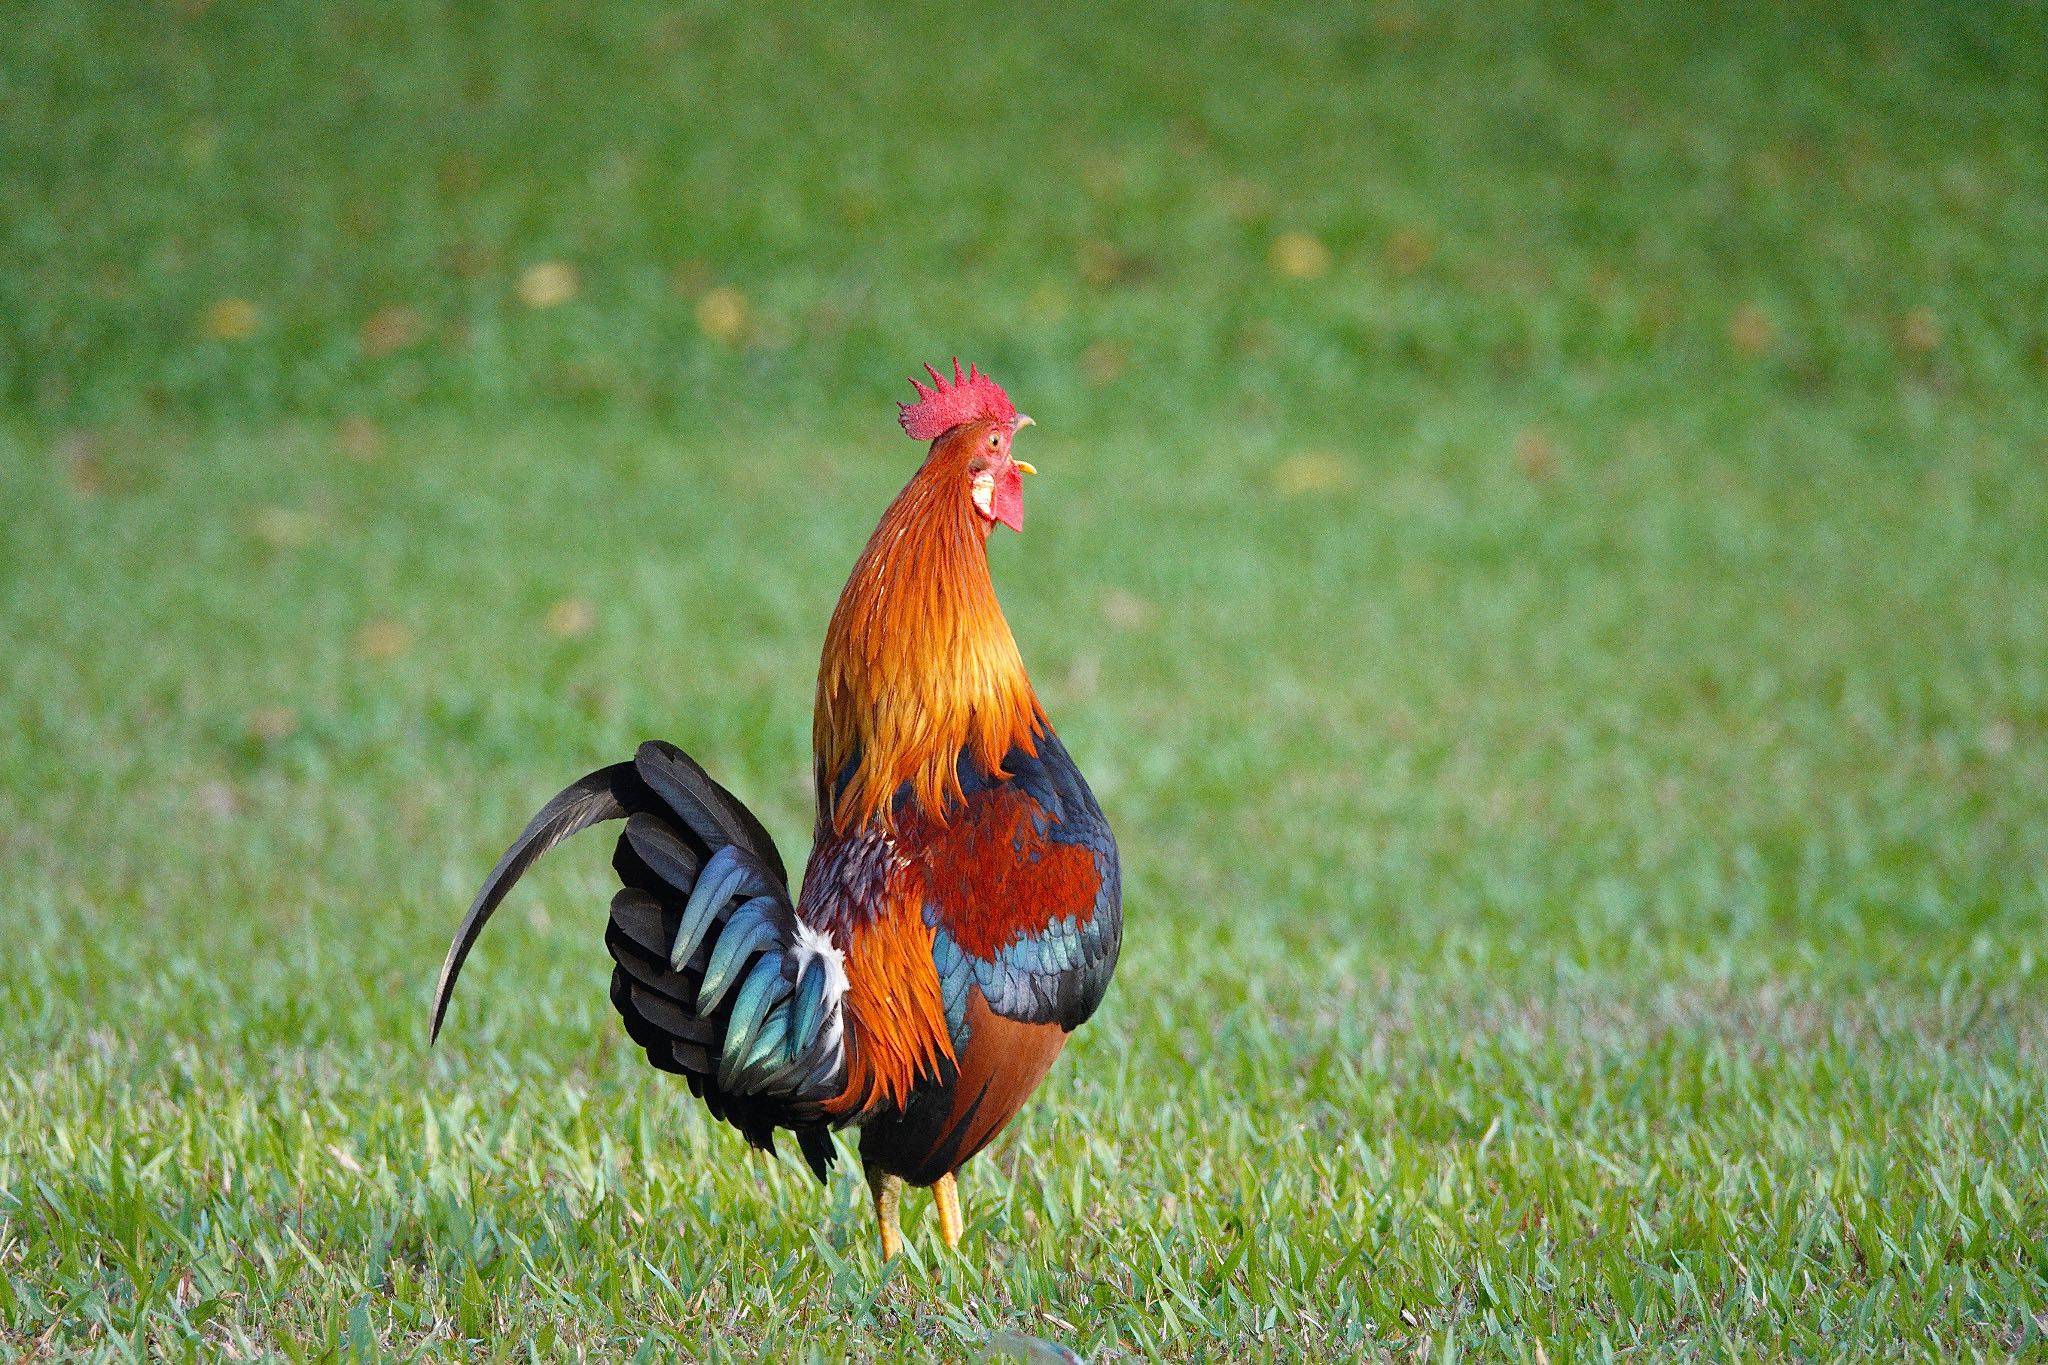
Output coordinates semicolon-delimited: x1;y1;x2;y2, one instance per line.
813;457;1043;831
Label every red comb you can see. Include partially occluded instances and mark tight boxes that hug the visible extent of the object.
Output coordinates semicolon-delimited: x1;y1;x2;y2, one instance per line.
897;359;1016;441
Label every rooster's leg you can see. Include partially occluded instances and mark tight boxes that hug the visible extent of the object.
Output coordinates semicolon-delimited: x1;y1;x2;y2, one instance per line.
865;1160;905;1261
933;1172;964;1249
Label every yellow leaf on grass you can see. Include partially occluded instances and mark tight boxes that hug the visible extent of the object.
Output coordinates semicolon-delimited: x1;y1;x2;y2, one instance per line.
203;298;259;341
1385;228;1435;275
1727;303;1774;357
696;286;750;344
1269;232;1331;281
1514;430;1559;482
336;416;384;461
1272;451;1354;495
360;305;426;356
517;261;580;309
52;429;104;496
1897;307;1942;354
247;707;299;743
546;597;596;639
354;619;413;661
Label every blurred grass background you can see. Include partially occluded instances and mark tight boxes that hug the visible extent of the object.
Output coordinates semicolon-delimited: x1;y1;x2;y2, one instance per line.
10;1;2045;427
4;0;2047;1359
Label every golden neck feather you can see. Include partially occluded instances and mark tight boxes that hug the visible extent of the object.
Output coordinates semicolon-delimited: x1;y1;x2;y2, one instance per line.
813;440;1043;830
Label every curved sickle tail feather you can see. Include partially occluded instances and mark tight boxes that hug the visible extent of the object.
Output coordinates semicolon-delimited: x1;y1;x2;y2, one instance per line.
431;741;848;1180
431;761;640;1042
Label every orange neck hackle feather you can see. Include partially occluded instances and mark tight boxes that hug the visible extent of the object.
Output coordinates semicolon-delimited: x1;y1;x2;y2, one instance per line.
813;421;1045;831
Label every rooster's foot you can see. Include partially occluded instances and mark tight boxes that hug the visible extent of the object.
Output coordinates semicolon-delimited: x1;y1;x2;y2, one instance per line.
866;1161;904;1261
934;1171;964;1249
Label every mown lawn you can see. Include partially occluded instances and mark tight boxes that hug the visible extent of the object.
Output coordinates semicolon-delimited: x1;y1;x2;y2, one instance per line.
4;1;2046;1359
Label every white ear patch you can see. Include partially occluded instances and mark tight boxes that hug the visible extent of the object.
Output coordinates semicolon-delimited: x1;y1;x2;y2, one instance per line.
971;471;996;518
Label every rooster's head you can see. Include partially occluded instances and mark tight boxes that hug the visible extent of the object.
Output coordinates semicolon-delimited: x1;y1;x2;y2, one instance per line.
898;359;1036;533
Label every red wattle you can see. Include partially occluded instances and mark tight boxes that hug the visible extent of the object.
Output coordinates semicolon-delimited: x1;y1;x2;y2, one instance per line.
992;466;1025;532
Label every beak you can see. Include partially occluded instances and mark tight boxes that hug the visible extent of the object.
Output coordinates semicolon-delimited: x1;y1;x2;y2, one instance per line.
1011;415;1036;474
1014;459;1037;475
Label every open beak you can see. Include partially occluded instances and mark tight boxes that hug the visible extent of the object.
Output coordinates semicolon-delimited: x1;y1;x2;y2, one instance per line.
1011;415;1036;474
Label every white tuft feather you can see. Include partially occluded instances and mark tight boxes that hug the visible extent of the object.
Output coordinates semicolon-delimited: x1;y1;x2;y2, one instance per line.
789;919;850;1002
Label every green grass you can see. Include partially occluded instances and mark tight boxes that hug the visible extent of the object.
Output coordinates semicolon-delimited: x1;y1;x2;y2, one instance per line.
5;0;2048;1359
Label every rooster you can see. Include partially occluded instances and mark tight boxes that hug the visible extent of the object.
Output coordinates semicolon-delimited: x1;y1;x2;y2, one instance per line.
430;361;1121;1259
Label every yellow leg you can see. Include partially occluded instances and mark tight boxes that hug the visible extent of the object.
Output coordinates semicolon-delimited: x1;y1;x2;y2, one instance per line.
933;1171;964;1250
865;1161;905;1261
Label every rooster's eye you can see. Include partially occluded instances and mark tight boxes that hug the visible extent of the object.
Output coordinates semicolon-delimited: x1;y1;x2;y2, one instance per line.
988;432;1001;448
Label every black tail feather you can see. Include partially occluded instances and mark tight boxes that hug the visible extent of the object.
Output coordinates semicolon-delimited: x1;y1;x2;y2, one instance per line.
435;743;843;1182
797;1126;837;1182
634;741;788;887
430;762;643;1042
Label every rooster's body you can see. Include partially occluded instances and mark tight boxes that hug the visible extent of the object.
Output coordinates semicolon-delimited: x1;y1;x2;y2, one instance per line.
431;362;1120;1257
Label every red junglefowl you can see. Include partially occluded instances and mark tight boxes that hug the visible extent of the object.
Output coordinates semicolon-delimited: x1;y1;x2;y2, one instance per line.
431;361;1122;1259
